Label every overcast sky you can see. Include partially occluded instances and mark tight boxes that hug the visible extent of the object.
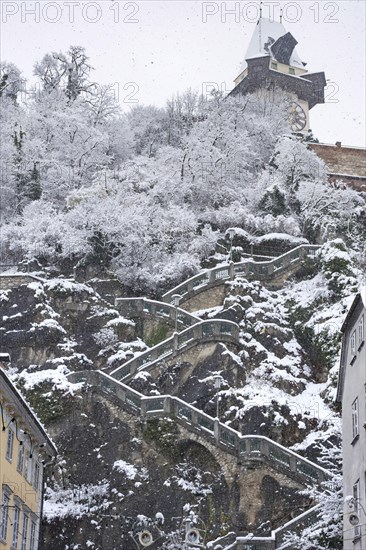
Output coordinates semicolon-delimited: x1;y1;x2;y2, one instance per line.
1;0;365;146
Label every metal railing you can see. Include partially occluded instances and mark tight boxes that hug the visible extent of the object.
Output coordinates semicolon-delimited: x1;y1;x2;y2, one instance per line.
109;319;240;380
162;245;320;304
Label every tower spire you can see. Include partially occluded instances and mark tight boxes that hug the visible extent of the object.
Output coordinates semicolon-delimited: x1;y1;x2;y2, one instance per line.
280;8;283;23
259;1;263;19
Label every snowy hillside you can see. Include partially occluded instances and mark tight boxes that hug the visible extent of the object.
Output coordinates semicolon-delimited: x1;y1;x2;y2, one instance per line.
1;49;365;549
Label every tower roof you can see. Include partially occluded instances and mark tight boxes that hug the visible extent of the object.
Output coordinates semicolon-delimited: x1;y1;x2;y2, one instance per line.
241;17;305;71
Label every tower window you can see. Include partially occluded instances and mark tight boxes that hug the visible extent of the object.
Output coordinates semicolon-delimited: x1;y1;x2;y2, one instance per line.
289;67;295;75
271;62;278;70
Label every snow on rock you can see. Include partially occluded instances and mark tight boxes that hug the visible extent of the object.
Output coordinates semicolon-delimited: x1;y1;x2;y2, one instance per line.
14;364;84;395
29;318;67;334
27;281;46;297
44;279;95;295
254;233;308;244
105;316;135;328
43;482;111;521
113;460;148;482
283;273;330;309
106;340;148;367
113;461;138;480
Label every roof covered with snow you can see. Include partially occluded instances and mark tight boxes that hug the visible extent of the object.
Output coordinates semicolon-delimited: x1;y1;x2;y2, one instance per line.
340;287;366;334
337;286;366;402
240;17;304;71
0;367;57;457
361;286;366;309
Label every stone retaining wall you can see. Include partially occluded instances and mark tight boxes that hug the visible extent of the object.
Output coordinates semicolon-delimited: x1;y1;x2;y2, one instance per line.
0;274;42;291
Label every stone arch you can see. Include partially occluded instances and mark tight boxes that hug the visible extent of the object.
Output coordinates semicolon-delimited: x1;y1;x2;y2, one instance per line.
173;427;239;486
173;439;237;536
175;438;225;473
169;430;311;534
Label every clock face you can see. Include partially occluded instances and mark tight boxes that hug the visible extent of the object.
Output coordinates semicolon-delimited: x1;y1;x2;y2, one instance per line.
289;102;307;132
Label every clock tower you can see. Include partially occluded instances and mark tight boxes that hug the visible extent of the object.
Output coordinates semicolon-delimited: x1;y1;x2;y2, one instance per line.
230;16;326;134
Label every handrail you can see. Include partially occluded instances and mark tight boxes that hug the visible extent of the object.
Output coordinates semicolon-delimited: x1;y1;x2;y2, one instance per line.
273;504;322;548
109;319;240;381
68;370;329;486
115;297;200;330
234;536;275;549
0;273;44;283
162;245;320;304
224;505;322;549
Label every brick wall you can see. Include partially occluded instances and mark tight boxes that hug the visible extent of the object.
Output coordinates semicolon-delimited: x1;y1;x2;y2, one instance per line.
309;142;366;192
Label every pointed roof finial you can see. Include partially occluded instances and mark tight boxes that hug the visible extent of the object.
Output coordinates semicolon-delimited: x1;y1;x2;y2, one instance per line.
260;1;263;19
280;8;283;23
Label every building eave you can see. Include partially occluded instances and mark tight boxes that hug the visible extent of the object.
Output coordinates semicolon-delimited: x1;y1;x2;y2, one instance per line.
337;291;366;403
340;293;362;333
0;368;57;457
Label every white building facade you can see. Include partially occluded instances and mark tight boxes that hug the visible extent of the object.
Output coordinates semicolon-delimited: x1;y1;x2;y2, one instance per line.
337;289;366;549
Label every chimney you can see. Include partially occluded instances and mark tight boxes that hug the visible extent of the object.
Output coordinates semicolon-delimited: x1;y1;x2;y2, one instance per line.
0;353;11;369
335;141;342;148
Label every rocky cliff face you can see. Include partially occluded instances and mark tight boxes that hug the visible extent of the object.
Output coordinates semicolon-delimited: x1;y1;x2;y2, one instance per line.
0;242;353;548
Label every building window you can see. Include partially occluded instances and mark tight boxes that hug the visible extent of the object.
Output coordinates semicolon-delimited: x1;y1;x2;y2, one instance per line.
289;67;295;74
29;520;37;550
33;463;40;491
12;505;20;549
17;444;25;474
6;428;15;462
353;480;361;539
351;330;357;357
352;397;359;440
21;514;29;550
271;62;278;70
359;314;364;347
0;491;10;542
25;451;33;484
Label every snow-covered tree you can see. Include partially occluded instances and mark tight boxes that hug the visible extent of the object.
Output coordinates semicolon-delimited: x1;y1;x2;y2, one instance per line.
34;46;94;102
279;440;343;549
0;61;24;102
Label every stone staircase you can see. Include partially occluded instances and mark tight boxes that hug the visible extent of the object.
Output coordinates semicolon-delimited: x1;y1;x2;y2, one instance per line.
68;369;327;549
2;244;325;547
107;318;239;380
116;297;200;331
109;244;320;383
162;244;319;312
222;504;322;549
99;243;325;547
